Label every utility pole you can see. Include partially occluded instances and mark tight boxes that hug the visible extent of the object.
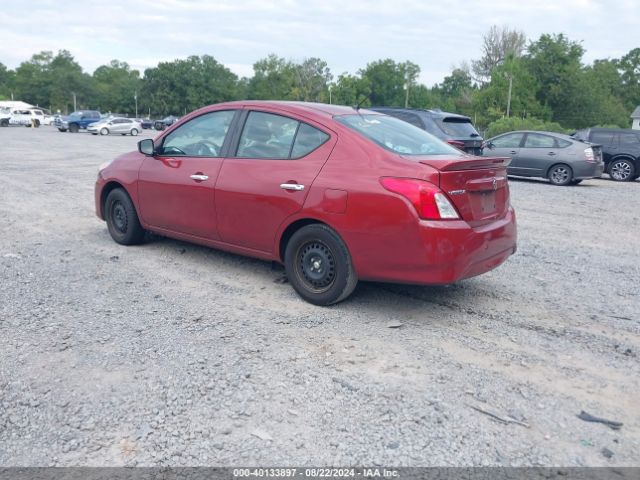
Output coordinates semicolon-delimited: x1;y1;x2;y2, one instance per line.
134;91;138;118
328;85;332;104
506;75;513;118
72;92;77;112
404;82;409;108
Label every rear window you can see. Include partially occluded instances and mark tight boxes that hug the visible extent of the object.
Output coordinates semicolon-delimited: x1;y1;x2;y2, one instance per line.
436;117;480;138
336;114;460;156
590;131;614;146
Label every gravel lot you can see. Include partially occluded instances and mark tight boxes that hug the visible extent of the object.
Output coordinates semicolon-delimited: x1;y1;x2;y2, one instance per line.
1;126;639;467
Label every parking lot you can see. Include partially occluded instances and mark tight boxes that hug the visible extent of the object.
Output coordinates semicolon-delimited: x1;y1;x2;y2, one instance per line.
0;126;638;466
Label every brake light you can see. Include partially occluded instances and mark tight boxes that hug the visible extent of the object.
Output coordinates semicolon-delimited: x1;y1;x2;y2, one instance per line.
584;147;596;163
447;140;466;150
380;177;460;220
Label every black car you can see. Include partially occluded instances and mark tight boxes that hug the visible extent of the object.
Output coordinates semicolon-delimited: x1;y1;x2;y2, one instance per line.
369;107;484;155
572;128;640;182
140;118;154;129
154;115;179;131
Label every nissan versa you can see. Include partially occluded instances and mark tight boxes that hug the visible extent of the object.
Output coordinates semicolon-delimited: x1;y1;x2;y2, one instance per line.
95;101;517;305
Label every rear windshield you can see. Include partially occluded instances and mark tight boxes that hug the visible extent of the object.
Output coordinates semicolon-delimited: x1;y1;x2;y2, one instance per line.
335;114;460;156
436;117;480;138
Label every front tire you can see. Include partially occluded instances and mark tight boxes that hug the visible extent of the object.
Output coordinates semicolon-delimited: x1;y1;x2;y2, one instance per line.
609;159;635;182
130;128;139;136
69;123;79;133
284;224;357;306
548;164;573;186
104;189;145;245
100;127;109;136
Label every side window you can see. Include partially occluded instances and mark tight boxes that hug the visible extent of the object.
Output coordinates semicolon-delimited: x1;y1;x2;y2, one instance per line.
619;133;640;147
393;112;424;129
492;133;524;148
557;138;572;148
160;110;235;157
591;132;613;146
291;123;329;158
237;111;299;159
524;133;556;148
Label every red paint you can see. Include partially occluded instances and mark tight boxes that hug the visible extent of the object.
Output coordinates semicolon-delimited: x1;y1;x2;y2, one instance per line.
95;101;517;286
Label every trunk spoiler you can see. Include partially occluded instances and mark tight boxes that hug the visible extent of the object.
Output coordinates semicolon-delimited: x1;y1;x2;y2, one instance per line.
416;156;511;171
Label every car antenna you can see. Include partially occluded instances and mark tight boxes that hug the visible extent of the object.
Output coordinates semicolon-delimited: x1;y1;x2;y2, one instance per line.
353;95;369;111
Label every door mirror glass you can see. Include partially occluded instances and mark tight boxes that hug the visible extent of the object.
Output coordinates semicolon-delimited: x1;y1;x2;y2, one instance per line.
138;138;155;156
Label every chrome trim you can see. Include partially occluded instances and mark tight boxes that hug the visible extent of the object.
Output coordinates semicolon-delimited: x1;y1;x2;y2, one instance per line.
280;183;305;191
190;174;209;181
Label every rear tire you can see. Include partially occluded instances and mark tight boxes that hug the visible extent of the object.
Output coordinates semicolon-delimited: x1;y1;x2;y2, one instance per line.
100;127;109;136
548;164;573;186
0;119;8;127
609;159;635;182
104;189;145;245
284;224;357;306
130;128;139;136
69;123;79;133
58;128;67;132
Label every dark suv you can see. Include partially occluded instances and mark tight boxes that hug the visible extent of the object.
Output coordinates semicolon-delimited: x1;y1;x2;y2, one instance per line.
572;128;640;182
369;107;484;155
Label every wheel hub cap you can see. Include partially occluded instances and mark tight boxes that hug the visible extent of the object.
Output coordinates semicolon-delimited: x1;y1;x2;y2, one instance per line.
112;202;127;233
612;162;631;180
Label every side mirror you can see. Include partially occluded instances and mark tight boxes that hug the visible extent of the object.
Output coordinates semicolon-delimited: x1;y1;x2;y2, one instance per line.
483;141;494;149
138;138;155;156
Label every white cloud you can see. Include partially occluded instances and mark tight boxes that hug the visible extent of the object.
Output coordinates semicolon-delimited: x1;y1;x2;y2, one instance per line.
0;0;638;86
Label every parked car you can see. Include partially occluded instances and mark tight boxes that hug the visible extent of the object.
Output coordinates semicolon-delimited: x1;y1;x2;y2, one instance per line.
55;110;101;132
154;115;179;130
369;107;484;155
140;118;154;129
572;128;640;182
483;130;604;186
95;101;516;305
0;108;47;127
87;117;142;136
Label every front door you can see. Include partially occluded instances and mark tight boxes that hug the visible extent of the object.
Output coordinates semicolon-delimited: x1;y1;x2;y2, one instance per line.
488;132;524;175
137;109;237;239
215;110;335;252
518;132;560;176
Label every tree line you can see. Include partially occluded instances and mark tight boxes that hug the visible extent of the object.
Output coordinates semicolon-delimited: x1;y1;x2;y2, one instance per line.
0;26;638;133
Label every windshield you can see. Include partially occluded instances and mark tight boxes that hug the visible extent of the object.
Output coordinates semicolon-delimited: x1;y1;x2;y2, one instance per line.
336;114;461;155
436;117;480;138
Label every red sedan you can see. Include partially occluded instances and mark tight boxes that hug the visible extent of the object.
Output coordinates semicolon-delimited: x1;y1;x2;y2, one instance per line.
95;101;517;305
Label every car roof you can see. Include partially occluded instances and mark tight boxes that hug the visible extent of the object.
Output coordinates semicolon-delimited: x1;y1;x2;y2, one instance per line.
491;130;578;141
211;100;373;119
370;106;471;121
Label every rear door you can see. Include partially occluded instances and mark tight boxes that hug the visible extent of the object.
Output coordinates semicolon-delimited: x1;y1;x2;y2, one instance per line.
487;132;524;174
518;132;559;175
589;131;615;165
215;109;335;252
137;109;238;239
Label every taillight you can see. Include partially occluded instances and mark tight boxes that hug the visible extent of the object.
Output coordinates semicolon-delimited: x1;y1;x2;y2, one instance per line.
584;147;596;163
380;177;460;220
447;140;466;150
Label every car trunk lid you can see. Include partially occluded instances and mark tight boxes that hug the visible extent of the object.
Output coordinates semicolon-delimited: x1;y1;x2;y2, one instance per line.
413;156;511;227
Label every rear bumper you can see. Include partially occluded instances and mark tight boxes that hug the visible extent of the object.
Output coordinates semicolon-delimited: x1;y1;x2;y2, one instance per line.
356;207;517;285
574;161;604;179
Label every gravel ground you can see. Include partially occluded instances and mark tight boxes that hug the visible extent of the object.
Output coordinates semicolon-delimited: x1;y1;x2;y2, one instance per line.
0;126;639;467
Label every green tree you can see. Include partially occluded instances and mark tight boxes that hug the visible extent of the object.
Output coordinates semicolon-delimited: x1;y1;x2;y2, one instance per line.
332;73;370;106
247;54;297;100
13;50;92;112
93;60;142;115
0;62;15;99
141;55;238;116
292;57;333;102
618;48;640;111
472;25;526;82
359;59;420;107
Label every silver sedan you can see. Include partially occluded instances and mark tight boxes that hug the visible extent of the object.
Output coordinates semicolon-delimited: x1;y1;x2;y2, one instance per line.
483;130;604;185
88;117;142;136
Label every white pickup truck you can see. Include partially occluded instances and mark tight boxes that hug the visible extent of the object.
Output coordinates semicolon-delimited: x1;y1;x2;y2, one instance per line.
0;108;51;127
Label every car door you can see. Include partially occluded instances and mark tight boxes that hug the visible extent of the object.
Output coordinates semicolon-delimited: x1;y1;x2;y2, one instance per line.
137;109;238;239
215;109;335;252
115;119;129;133
518;133;559;175
486;132;524;174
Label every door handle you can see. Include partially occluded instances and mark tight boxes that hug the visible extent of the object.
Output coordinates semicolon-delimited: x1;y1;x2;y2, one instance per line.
547;152;556;156
190;174;209;181
509;150;517;155
280;183;305;191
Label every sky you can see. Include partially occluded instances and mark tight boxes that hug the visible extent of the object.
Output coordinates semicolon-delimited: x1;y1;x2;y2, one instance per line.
1;0;639;86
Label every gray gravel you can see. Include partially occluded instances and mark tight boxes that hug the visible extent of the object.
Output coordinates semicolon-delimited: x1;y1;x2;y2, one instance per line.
0;126;639;466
